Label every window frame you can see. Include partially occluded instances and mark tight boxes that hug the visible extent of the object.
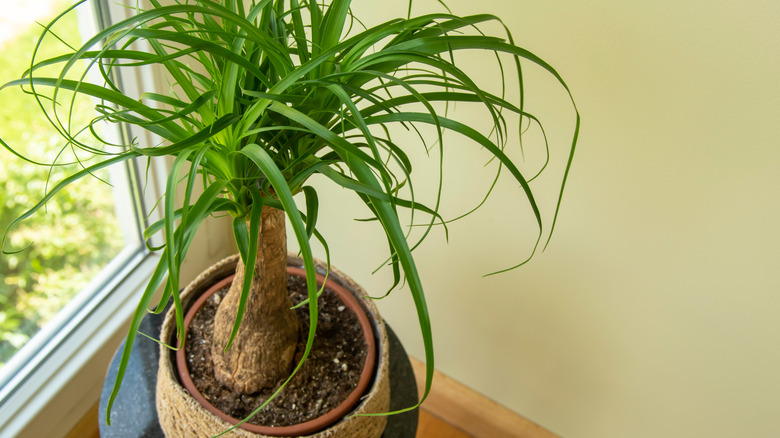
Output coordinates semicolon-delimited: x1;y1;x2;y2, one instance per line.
0;1;236;434
0;1;164;435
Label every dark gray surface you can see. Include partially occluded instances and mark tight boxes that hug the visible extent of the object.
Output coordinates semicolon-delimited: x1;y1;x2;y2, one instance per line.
99;303;418;437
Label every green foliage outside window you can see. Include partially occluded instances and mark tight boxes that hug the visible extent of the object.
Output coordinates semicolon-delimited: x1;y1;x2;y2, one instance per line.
0;5;124;366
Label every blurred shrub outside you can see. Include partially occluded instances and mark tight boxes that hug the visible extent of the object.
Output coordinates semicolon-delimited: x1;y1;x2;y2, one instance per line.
0;2;125;367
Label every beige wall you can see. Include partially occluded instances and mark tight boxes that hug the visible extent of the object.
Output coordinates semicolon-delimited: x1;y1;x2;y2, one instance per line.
288;1;780;437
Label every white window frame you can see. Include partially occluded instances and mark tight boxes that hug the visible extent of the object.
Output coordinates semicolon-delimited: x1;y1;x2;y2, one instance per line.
0;1;164;436
0;0;236;433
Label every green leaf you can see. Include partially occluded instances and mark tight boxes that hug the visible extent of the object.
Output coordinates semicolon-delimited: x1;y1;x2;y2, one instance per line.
233;218;250;264
223;188;263;351
163;150;194;357
106;252;170;425
251;103;436;412
130;114;241;157
152;181;234;313
302;186;319;239
3;77;186;141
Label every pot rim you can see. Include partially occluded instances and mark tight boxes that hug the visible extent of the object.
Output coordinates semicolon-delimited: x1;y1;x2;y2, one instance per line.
174;266;378;436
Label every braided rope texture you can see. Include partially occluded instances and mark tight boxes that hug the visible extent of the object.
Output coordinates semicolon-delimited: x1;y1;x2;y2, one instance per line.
156;254;390;437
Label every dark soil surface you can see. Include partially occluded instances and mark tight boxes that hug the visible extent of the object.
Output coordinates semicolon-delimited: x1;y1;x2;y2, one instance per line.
183;274;368;427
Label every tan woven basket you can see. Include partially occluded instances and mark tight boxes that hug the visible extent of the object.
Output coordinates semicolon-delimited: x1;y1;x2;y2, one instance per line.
156;254;390;437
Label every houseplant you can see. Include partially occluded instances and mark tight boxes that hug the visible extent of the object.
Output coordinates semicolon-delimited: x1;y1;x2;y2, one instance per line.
1;0;579;435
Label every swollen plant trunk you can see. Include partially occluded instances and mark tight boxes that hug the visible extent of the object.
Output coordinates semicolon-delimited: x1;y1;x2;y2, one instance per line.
211;206;300;394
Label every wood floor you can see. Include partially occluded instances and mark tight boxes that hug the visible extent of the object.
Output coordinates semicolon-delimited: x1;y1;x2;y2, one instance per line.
65;402;100;438
66;357;557;438
408;358;559;438
417;409;472;438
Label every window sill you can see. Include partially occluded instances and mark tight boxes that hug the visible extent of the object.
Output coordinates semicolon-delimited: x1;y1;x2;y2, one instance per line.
0;250;160;438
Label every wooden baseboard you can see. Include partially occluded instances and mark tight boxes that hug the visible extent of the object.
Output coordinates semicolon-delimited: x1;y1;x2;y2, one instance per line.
417;409;472;438
65;401;100;438
409;357;559;438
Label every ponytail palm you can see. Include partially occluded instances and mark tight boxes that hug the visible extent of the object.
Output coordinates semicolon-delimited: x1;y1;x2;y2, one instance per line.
1;0;579;425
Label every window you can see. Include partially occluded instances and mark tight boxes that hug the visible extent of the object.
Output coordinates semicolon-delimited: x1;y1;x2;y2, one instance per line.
0;1;236;434
0;1;162;435
0;0;134;370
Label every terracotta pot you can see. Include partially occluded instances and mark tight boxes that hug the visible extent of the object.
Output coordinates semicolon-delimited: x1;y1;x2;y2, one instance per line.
174;267;377;436
156;254;390;438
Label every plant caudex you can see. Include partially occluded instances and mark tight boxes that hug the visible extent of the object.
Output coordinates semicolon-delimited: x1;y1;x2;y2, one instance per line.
0;0;579;428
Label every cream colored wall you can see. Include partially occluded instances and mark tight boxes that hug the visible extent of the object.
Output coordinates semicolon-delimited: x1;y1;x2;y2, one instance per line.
287;1;780;437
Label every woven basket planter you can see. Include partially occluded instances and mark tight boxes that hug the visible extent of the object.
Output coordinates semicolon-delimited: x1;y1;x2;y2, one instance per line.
156;254;390;437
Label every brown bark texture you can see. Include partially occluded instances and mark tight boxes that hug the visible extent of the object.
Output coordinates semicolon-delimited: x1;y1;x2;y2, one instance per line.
211;206;300;393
